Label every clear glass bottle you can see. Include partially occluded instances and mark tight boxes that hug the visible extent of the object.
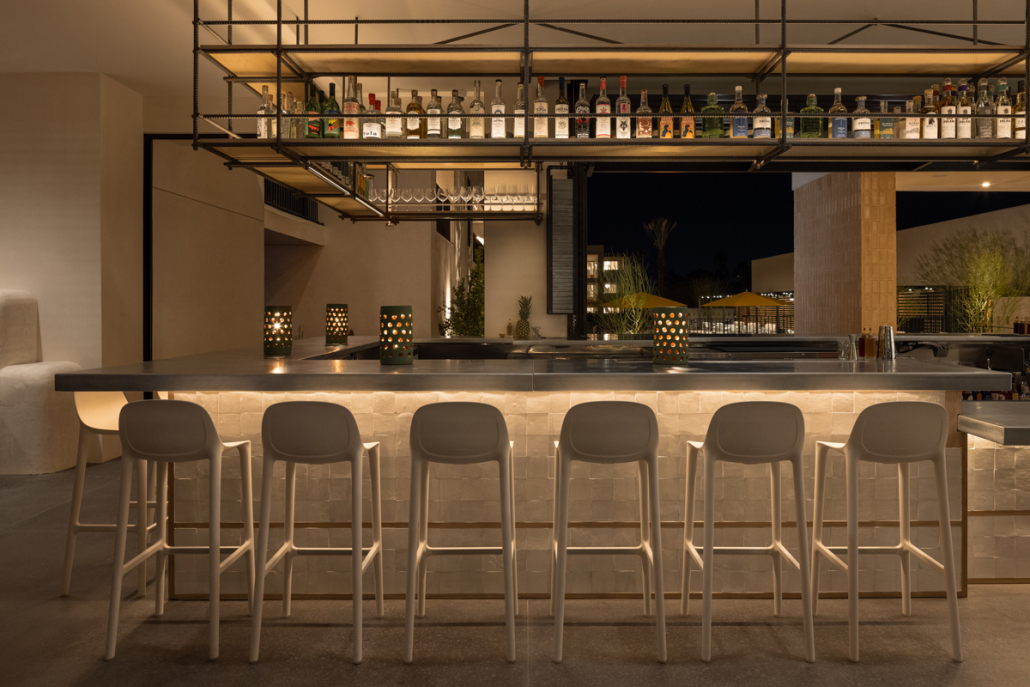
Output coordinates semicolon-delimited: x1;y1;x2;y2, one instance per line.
615;76;632;139
257;85;275;139
920;89;939;139
363;93;382;138
554;77;570;139
533;76;548;138
851;96;871;138
679;84;695;139
874;100;894;139
1016;80;1027;140
405;90;425;139
656;84;674;139
635;88;653;138
291;95;303;139
729;85;748;138
799;93;824;138
752;94;772;138
447;89;465;139
341;78;359;139
575;82;591;138
595;78;611;139
283;92;294;138
997;77;1013;138
491;79;506;139
384;90;403;139
304;87;323;139
774;97;794;139
466;81;484;139
513;82;527;138
829;87;847;139
701;92;724;138
977;78;994;138
356;82;365;139
324;82;341;138
940;78;957;139
426;89;442;138
989;81;998;136
904;98;920;139
957;78;973;139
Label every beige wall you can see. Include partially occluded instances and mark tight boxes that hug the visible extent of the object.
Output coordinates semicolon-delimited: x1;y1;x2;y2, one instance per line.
751;253;794;293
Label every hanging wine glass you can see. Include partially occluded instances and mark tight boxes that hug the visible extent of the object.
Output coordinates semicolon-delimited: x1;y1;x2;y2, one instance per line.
389;187;401;204
436;187;448;203
401;187;413;204
413;187;425;204
473;185;485;211
426;188;437;207
460;186;473;211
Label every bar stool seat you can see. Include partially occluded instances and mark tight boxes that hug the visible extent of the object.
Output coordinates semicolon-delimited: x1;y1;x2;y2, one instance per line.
404;402;517;664
106;399;255;661
250;401;384;664
551;401;667;664
811;401;962;662
682;401;815;663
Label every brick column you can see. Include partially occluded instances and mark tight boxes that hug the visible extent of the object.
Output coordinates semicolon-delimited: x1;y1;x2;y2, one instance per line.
793;172;896;335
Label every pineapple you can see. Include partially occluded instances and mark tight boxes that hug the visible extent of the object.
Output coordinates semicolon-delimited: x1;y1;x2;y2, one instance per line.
515;296;532;339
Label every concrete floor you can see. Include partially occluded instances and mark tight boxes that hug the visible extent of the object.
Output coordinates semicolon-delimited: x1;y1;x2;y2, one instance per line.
2;460;1028;687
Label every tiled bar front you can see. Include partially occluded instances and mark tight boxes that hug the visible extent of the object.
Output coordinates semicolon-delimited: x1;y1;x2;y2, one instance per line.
167;389;965;600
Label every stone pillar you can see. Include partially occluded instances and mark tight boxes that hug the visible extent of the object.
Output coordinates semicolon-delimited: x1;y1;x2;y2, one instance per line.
793;172;896;335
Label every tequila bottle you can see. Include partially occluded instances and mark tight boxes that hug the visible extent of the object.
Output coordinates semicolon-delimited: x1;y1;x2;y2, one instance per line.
257;85;275;139
774;98;794;139
989;82;997;136
447;89;465;139
468;80;485;139
679;84;695;138
874;100;894;139
405;90;425;139
957;78;973;139
513;82;527;138
976;78;993;138
426;89;442;138
363;94;382;138
920;89;938;139
554;77;570;139
904;99;920;139
828;87;847;139
996;78;1012;138
575;82;591;138
940;78;957;139
304;87;323;138
533;77;548;138
729;85;748;138
701;92;724;138
1016;80;1026;140
292;98;304;139
341;78;359;139
615;76;632;139
635;88;652;138
658;84;674;139
384;90;403;139
595;78;611;139
852;96;872;138
491;79;507;139
799;93;824;138
752;94;772;138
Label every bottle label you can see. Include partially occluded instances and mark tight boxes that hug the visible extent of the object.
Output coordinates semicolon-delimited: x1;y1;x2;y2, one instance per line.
470;111;485;138
659;115;674;139
753;116;772;137
831;117;848;138
342;103;359;137
325;109;341;137
616;102;631;138
940;105;956;138
534;102;548;137
427;108;442;136
998;105;1012;138
448;115;461;134
730;116;748;138
386;115;402;136
957;105;972;138
922;116;938;139
555;104;569;138
596;103;611;138
513;108;525;137
877;119;894;139
363;122;382;138
491;105;506;138
978;111;993;139
1017;117;1027;139
853;117;871;138
906;117;920;139
307;111;323;137
637;115;652;138
681;113;694;138
407;115;420;132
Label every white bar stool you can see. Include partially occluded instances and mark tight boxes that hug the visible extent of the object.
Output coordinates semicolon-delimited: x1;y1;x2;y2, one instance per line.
62;391;158;597
250;401;384;664
682;401;815;663
404;402;517;664
811;401;962;662
106;399;255;660
551;400;667;664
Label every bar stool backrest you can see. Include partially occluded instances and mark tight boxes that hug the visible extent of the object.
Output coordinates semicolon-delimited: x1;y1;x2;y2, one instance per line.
559;401;658;464
74;391;127;433
119;400;220;463
410;402;509;464
703;401;804;465
847;401;948;464
262;401;363;464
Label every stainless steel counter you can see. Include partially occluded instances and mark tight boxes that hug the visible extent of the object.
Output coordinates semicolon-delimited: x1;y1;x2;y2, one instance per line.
958;401;1030;445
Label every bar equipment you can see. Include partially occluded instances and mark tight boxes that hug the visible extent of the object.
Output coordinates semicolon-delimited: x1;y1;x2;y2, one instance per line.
878;325;897;360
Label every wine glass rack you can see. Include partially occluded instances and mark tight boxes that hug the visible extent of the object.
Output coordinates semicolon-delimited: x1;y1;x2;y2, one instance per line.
192;0;1030;222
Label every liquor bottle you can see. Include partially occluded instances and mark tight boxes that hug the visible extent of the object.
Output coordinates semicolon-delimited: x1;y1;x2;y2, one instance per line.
799;93;824;138
976;78;993;138
989;81;998;136
752;94;772;138
447;89;465;139
356;82;365;139
595;78;612;139
957;78;973;139
829;87;847;139
513;82;526;138
997;77;1013;138
374;98;383;137
904;99;920;139
575;82;591;138
533;76;548;138
363;94;382;138
257;85;275;139
384;90;403;139
635;88;653;138
679;84;695;138
292;98;304;139
468;80;486;139
1016;80;1027;140
615;76;632;139
554;77;570;139
342;78;359;139
774;98;794;139
491;79;507;139
701;92;724;138
426;89;443;138
912;94;923;138
304;87;323;138
654;84;674;139
920;89;939;139
405;90;425;139
940;78;957;139
323;83;341;138
728;85;748;138
283;92;294;138
852;96;872;138
874;100;894;139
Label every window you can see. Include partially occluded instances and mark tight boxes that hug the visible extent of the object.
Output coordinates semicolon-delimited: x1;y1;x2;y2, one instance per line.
604;282;616;294
587;283;598;300
603;259;619;271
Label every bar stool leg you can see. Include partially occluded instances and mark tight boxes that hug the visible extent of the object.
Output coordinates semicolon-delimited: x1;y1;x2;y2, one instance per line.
61;426;92;596
351;455;364;664
933;453;963;662
770;460;782;618
549;446;561;619
249;456;276;663
681;444;700;616
105;455;135;660
701;454;716;663
811;445;829;617
155;462;169;617
368;445;385;619
240;447;256;616
208;454;222;660
283;461;296;618
647;456;667;664
500;451;516;663
508;443;519;616
791;456;816;664
846;453;860;663
403;455;422;664
638;459;652;618
416;460;430;619
553;452;571;663
898;462;912;617
135;458;149;598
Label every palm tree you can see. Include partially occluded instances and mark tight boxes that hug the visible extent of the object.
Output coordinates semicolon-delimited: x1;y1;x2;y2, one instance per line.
643;217;677;297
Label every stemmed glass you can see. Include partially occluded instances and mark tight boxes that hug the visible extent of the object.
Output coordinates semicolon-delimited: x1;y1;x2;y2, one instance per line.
413;187;425;205
519;184;531;211
426;188;437;208
401;187;413;204
460;186;472;211
501;184;513;212
389;187;401;205
436;187;448;203
447;186;461;206
473;185;485;211
484;186;497;211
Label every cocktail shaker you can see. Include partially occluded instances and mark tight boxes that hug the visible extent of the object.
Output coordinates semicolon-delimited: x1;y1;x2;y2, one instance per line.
877;325;896;360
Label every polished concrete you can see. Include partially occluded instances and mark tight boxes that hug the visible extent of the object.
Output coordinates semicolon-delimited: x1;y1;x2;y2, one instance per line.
3;460;1029;686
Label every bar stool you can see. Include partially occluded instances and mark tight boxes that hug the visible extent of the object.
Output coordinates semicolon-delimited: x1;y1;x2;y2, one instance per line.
682;401;815;663
250;401;384;664
106;399;255;660
405;402;517;664
62;391;159;597
811;401;962;662
551;400;667;664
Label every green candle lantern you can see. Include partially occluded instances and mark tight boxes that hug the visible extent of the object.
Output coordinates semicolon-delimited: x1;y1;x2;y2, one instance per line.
652;307;688;365
264;306;293;358
379;305;413;365
326;303;349;345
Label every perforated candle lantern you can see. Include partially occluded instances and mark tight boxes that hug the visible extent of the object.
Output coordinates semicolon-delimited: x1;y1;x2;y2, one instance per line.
326;303;349;345
264;306;293;358
652;307;689;365
379;305;413;365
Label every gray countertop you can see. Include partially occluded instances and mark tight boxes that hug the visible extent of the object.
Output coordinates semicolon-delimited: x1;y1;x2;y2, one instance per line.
958;401;1030;445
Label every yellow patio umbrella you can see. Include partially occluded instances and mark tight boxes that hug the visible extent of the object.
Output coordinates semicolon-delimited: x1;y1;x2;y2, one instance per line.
701;291;790;308
603;293;687;309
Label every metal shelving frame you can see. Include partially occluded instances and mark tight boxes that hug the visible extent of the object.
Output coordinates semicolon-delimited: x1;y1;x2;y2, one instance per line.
193;0;1030;222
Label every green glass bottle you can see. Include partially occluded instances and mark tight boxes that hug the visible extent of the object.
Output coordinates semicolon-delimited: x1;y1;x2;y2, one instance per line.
324;82;341;139
701;92;724;138
305;88;324;138
799;93;824;138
